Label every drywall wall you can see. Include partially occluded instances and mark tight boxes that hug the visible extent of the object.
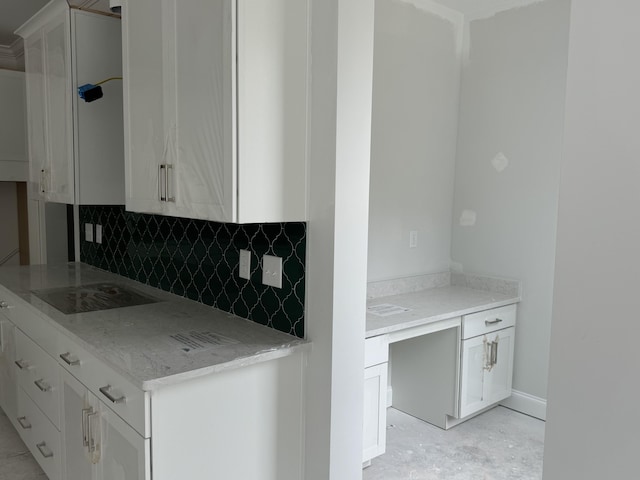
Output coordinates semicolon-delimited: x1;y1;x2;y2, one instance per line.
0;182;20;267
367;0;460;281
543;1;640;477
450;0;570;410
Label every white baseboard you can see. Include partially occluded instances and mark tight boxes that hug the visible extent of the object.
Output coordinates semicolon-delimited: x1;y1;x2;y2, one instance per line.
500;389;547;420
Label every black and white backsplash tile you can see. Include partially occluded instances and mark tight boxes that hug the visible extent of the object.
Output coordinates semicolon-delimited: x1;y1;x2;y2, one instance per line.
79;206;305;338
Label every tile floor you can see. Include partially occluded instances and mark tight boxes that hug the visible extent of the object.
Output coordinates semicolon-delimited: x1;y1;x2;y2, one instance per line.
364;406;545;480
0;408;47;480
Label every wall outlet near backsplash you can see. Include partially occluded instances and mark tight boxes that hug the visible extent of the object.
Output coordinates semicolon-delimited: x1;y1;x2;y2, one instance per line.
79;206;306;338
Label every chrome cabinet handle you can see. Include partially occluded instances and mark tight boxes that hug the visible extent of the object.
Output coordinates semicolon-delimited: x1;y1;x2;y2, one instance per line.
34;379;51;392
99;385;126;404
82;407;92;447
491;341;498;366
159;164;167;201
36;441;53;459
17;416;32;430
14;359;30;370
87;411;99;453
0;300;8;308
485;318;503;326
59;352;80;366
166;164;175;202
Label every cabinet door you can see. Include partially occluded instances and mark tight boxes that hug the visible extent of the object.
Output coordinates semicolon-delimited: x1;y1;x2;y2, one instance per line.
24;33;47;200
0;317;17;421
43;11;74;204
484;327;515;406
61;370;96;480
168;0;235;221
363;362;388;463
459;334;488;418
96;399;150;480
122;0;169;215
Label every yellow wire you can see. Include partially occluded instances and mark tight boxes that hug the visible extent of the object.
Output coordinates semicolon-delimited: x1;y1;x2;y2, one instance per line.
94;76;123;86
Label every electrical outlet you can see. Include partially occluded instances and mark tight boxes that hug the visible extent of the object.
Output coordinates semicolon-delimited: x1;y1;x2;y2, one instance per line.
409;230;418;248
95;224;103;244
262;255;283;288
85;223;94;242
239;249;251;280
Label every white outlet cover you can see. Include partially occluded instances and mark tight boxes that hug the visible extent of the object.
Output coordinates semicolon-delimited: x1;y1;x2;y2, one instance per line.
239;249;251;280
262;255;283;289
85;223;94;242
95;224;103;244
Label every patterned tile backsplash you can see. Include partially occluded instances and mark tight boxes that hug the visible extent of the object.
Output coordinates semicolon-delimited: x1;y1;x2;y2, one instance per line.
79;206;305;338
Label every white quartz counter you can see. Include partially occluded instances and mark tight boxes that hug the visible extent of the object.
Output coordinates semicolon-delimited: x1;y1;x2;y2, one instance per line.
0;263;308;390
366;285;520;338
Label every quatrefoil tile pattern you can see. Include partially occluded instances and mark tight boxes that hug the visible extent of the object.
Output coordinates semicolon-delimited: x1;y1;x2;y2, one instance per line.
79;206;306;338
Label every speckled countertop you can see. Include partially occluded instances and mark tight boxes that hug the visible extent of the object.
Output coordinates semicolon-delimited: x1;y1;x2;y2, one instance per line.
0;263;308;391
366;277;521;338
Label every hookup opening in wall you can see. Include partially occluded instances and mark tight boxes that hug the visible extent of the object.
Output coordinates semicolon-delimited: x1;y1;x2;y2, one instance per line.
78;77;123;103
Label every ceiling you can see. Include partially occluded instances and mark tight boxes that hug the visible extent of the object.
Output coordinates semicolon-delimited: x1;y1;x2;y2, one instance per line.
0;0;113;47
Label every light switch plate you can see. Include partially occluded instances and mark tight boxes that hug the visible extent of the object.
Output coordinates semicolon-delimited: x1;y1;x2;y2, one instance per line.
239;249;251;280
95;224;103;244
262;255;283;288
85;223;93;242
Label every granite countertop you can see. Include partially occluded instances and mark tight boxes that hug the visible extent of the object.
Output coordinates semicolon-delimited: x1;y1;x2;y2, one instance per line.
366;274;521;338
0;263;309;391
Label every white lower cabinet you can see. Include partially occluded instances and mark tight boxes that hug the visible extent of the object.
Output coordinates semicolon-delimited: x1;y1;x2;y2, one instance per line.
17;387;62;480
62;370;150;480
0;314;17;426
363;362;388;464
459;326;516;418
458;304;517;419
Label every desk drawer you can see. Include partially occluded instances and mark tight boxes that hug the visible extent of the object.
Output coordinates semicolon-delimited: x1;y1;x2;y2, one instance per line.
462;304;517;340
365;336;388;368
15;329;61;429
17;387;61;480
57;333;149;437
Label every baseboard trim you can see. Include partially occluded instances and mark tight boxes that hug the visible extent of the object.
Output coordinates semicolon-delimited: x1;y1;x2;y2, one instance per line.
500;390;547;420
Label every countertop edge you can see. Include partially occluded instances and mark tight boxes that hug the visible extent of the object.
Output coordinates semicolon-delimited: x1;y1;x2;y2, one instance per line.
365;296;520;339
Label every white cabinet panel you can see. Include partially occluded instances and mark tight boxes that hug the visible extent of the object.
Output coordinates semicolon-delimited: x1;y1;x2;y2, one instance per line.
0;70;28;182
62;370;95;480
363;362;387;463
0;316;17;422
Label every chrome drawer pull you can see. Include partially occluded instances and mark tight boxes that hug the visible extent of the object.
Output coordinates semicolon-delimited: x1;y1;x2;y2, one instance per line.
14;359;30;370
34;379;51;392
485;318;503;326
99;385;126;404
0;300;8;308
59;352;80;366
17;416;32;430
36;441;54;459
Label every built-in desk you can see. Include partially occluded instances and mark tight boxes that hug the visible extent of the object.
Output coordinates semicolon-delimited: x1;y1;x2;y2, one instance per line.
363;277;521;465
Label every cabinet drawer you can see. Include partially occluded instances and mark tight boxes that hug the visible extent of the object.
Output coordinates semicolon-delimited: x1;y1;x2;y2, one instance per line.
462;304;517;340
0;286;58;356
15;329;61;429
57;333;149;437
365;336;388;368
17;387;62;480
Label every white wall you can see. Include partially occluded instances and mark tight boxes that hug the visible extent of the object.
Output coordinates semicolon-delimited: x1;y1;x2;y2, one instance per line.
0;182;20;267
450;0;570;407
304;0;374;478
367;0;460;282
543;1;640;477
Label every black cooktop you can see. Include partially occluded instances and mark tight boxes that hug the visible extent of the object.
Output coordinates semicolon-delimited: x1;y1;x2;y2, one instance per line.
31;283;157;314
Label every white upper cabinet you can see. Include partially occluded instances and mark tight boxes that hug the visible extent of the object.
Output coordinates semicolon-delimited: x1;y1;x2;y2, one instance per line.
17;0;125;205
0;70;28;182
122;0;309;223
